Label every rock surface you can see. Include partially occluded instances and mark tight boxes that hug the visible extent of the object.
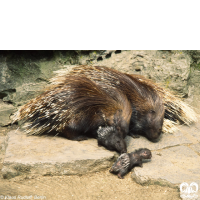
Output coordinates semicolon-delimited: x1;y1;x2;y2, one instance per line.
129;121;200;198
2;130;115;179
0;101;16;126
0;51;78;107
187;68;200;111
2;121;200;196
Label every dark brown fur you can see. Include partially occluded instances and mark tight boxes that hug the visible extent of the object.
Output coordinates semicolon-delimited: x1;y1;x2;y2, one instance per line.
128;74;185;123
69;66;165;141
109;148;152;179
14;75;132;153
97;126;127;153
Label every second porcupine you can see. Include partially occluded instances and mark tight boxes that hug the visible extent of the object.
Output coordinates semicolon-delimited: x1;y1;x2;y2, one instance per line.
109;148;152;179
68;65;165;141
127;73;198;125
13;75;132;154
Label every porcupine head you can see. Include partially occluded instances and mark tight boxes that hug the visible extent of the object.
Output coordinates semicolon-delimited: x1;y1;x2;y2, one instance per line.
109;153;130;179
136;148;152;159
97;126;127;154
131;93;165;142
96;103;131;154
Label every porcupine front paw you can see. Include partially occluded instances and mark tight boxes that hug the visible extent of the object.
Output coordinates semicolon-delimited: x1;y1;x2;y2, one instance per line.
117;173;124;179
73;135;89;141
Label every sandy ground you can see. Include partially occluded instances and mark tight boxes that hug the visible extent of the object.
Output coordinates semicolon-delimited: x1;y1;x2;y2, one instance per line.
0;126;181;200
0;172;181;200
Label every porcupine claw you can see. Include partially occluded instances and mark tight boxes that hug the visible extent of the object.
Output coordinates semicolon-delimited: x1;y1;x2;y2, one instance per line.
109;168;113;173
117;174;124;179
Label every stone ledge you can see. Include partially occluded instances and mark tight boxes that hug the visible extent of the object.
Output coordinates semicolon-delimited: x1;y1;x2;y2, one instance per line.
2;130;115;179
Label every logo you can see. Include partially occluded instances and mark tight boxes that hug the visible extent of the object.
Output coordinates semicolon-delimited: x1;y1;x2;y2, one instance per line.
180;182;198;199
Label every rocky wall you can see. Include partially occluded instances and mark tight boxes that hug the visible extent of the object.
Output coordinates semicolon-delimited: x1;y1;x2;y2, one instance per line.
0;51;79;126
0;50;199;126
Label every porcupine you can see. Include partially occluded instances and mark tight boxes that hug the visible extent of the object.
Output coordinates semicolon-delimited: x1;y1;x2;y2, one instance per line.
68;65;165;141
127;73;198;125
97;126;127;152
109;148;152;179
13;75;132;154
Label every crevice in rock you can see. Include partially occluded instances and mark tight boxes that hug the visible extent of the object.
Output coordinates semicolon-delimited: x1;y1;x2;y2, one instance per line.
158;144;190;151
105;53;112;59
97;57;103;61
135;68;141;72
115;50;121;54
0;89;16;106
36;78;49;83
0;89;16;99
0;93;7;99
2;123;12;128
